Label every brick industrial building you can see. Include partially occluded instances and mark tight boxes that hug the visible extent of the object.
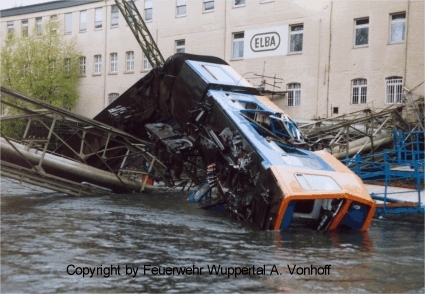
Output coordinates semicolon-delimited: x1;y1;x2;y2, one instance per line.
1;0;423;120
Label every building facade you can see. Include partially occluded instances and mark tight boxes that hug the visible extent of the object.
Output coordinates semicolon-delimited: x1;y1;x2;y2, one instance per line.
1;0;423;120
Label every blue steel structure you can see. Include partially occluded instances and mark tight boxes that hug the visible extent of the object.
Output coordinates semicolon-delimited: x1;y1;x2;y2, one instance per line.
346;131;424;214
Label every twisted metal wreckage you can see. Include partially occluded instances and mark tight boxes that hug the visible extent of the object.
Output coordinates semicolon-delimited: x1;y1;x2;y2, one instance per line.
4;0;422;231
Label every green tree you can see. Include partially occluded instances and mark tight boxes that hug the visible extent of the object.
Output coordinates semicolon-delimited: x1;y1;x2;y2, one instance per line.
1;20;81;109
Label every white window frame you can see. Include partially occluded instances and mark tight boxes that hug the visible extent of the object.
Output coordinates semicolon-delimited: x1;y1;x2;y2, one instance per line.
128;1;136;24
390;12;406;44
50;15;58;34
126;51;134;72
22;19;28;37
95;7;103;30
351;79;367;104
385;77;403;104
234;0;245;7
204;0;214;12
354;18;369;47
64;13;72;34
36;17;42;34
7;21;14;34
108;93;119;104
110;53;118;73
175;39;186;53
143;56;152;71
111;5;119;27
94;55;102;74
145;0;152;21
80;10;87;32
176;0;186;17
289;24;303;53
287;83;301;107
232;32;244;59
64;58;71;76
80;56;86;76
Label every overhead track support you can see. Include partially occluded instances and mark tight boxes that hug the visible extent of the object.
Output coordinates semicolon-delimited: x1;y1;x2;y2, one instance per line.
114;0;165;67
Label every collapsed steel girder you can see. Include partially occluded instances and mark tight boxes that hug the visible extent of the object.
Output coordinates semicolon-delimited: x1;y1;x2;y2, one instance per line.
114;0;164;68
299;106;410;159
0;86;203;195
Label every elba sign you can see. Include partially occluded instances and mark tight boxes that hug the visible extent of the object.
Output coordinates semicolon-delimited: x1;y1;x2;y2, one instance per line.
244;26;288;59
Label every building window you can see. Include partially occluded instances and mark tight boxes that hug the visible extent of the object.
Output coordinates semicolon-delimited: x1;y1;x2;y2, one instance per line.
145;0;152;21
232;32;244;59
80;10;87;32
7;21;14;34
64;58;71;76
36;17;42;34
49;60;56;72
354;18;369;47
111;5;119;27
108;93;119;104
95;7;103;29
390;12;406;43
290;24;303;53
80;56;86;75
204;0;214;12
94;55;102;74
126;51;134;71
234;0;245;7
110;53;118;73
143;56;152;70
22;20;28;37
175;40;185;53
50;15;58;34
176;0;186;17
351;79;367;104
287;83;301;106
128;1;137;24
64;13;72;34
385;77;403;104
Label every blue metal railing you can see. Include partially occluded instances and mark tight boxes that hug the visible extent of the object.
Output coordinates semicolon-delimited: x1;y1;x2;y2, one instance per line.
344;131;424;215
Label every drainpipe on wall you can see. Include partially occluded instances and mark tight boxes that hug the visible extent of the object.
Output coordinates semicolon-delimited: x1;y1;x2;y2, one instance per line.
223;1;227;61
325;0;333;118
103;0;108;108
315;18;322;119
403;0;410;88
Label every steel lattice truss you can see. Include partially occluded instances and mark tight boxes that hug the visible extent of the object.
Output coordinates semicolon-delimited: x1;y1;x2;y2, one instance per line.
0;87;204;196
114;0;164;67
299;106;412;160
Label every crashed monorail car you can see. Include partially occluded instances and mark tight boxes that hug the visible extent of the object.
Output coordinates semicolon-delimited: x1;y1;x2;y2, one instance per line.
81;53;376;231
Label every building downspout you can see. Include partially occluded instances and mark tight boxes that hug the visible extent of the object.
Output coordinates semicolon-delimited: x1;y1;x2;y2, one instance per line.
103;0;108;108
325;0;333;118
403;0;410;87
223;1;227;61
315;18;322;119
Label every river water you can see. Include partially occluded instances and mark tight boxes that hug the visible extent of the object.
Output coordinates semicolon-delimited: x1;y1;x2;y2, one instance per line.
1;178;424;293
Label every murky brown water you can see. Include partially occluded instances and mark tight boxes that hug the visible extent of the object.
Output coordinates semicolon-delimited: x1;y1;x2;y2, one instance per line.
1;178;424;293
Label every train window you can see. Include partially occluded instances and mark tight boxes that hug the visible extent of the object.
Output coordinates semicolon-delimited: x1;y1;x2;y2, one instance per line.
231;100;263;110
202;65;235;84
295;174;341;191
269;115;302;140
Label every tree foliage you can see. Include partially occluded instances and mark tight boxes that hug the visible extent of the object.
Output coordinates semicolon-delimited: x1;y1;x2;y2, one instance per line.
1;20;81;109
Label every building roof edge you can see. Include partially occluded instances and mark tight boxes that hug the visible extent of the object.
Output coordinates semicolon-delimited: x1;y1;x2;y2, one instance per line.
1;0;103;18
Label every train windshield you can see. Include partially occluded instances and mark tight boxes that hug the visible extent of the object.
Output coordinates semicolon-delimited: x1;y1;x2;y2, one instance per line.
269;114;302;140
